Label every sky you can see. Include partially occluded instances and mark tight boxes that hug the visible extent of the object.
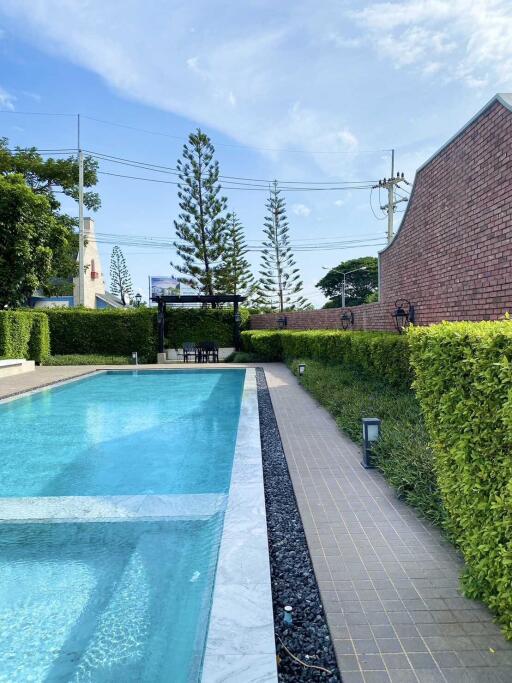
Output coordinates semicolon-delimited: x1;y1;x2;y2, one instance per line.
0;0;511;306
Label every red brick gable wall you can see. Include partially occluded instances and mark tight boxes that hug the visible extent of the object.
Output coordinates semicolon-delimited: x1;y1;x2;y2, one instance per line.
251;98;512;332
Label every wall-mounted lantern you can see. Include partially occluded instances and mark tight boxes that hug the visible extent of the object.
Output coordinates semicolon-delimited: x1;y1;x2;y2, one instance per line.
361;417;381;469
277;315;288;330
340;310;354;330
298;363;305;376
392;299;415;333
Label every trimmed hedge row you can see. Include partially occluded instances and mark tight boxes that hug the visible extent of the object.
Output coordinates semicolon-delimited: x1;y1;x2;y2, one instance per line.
164;308;250;348
409;321;512;637
0;311;50;363
241;329;411;388
43;309;157;361
43;308;249;362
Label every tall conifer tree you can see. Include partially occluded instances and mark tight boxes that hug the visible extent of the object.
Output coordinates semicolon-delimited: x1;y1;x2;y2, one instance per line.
172;129;227;296
258;181;308;311
217;212;255;299
109;245;133;305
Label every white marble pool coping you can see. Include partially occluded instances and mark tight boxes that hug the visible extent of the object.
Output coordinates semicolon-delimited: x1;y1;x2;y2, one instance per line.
201;368;278;683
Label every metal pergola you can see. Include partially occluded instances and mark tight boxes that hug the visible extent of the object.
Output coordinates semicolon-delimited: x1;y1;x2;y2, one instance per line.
151;294;246;354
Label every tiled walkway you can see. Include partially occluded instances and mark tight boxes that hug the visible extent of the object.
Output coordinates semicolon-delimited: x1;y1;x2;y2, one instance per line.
263;364;512;683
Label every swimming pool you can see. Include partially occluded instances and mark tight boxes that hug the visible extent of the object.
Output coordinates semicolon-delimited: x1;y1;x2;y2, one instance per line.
0;370;244;497
0;369;270;682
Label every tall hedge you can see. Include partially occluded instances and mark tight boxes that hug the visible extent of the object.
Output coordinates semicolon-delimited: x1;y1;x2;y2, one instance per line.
0;311;49;363
409;321;512;637
164;308;250;348
241;329;411;388
44;309;157;362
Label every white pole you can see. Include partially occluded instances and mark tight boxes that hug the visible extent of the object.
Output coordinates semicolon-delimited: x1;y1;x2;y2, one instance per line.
342;273;346;308
78;148;85;306
387;148;395;244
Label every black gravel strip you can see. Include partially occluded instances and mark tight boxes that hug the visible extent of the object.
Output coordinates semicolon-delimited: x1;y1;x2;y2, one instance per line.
256;368;341;682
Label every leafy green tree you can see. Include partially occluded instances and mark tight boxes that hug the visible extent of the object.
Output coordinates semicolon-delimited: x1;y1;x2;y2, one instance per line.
316;256;378;307
258;182;309;311
0;174;62;306
110;245;134;305
0;138;100;297
217;212;255;299
172;129;228;297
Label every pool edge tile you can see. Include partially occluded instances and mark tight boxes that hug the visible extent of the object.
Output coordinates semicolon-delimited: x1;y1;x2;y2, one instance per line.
201;368;278;683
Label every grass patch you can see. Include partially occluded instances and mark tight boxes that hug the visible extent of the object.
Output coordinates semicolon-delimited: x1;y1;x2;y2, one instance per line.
224;351;259;363
289;358;446;529
46;354;132;366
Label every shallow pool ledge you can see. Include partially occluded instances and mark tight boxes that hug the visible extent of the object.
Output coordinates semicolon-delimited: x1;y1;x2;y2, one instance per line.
201;368;277;682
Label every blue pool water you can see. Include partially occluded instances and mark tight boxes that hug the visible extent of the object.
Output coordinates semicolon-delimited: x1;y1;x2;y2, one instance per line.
0;369;246;681
0;370;245;497
0;519;223;682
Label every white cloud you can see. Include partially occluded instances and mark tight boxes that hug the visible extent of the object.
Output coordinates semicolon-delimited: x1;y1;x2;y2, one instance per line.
352;0;512;88
292;203;311;216
0;86;15;110
334;199;345;207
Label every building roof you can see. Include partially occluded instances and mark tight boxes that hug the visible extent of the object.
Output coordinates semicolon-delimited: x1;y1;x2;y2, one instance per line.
96;291;125;308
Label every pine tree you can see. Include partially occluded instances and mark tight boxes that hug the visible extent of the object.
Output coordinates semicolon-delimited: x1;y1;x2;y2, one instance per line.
109;245;133;305
217;212;255;299
172;129;227;296
258;181;309;311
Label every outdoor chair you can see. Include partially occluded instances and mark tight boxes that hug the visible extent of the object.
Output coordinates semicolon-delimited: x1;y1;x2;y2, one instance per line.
182;341;197;363
197;341;219;363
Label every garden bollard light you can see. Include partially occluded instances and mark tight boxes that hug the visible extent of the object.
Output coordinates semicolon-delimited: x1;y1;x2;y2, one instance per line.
361;417;381;469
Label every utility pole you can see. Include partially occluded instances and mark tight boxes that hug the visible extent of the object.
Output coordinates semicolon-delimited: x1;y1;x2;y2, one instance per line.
374;149;409;243
78;114;85;306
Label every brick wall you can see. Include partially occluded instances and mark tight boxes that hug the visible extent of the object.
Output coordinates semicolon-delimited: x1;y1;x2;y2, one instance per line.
251;95;512;332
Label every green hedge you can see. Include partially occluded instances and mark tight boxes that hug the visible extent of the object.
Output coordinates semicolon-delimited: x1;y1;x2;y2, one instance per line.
43;309;157;362
0;311;49;363
409;321;512;637
164;308;250;348
242;329;411;388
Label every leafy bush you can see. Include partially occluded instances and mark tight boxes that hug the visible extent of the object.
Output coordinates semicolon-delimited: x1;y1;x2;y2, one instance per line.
43;309;157;362
289;358;443;527
165;307;250;348
47;354;131;365
242;329;411;388
0;310;49;363
409;321;512;637
28;312;50;363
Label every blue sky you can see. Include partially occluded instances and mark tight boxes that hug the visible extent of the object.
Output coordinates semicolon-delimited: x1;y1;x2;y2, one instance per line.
0;1;511;306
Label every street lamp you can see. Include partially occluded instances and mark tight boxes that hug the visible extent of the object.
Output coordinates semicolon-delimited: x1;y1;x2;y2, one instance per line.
134;292;142;308
322;266;367;308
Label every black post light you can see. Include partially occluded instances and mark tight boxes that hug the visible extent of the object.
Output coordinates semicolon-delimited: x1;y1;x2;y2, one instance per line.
277;315;288;330
392;299;415;334
340;310;354;330
234;310;242;351
134;292;142;307
361;417;381;469
298;363;305;376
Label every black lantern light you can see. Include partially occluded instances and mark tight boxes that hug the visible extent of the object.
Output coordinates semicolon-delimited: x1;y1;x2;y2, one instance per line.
277;315;288;330
361;417;381;469
340;310;354;330
134;292;142;308
392;299;415;333
298;363;305;376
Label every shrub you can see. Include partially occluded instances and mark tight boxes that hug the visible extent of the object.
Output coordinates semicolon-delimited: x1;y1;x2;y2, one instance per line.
409;321;512;637
28;313;50;363
288;358;443;527
242;329;411;388
47;354;131;365
0;310;49;363
165;307;250;348
43;309;157;362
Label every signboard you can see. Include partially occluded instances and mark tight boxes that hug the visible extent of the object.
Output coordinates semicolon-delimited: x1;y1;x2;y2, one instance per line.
150;276;181;298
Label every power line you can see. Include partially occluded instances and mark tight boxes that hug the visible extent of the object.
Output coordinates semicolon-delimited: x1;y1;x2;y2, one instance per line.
88;149;378;186
0;109;393;156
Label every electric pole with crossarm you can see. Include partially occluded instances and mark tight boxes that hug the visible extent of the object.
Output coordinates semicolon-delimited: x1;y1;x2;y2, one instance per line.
374;149;410;243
